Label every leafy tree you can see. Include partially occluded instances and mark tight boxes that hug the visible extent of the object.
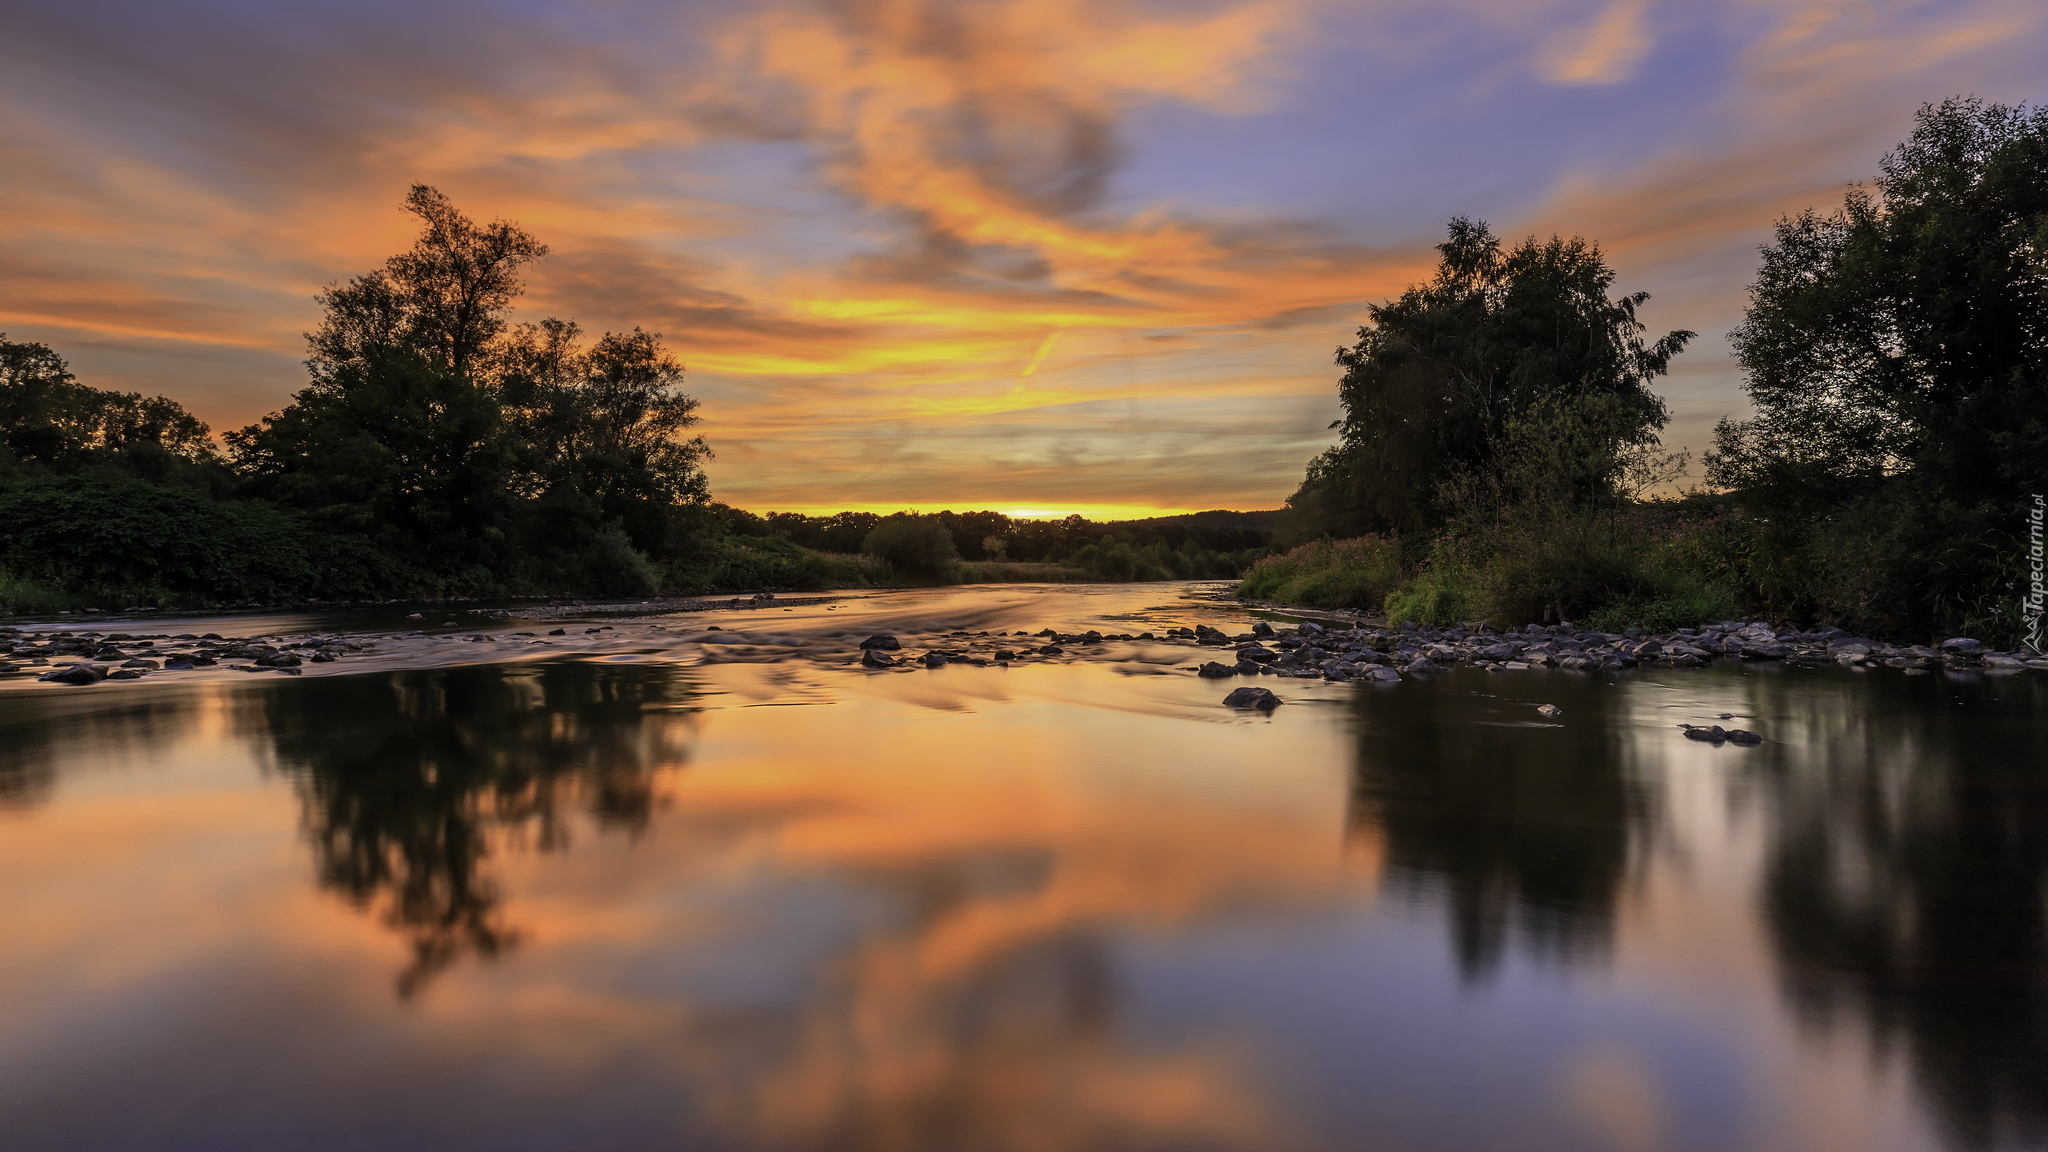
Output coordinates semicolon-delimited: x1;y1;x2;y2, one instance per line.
496;318;709;555
1283;219;1691;541
863;515;960;578
229;187;546;585
1708;98;2048;636
1;334;216;480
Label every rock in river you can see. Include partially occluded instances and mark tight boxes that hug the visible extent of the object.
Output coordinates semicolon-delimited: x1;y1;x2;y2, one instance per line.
1222;686;1281;710
1197;661;1238;678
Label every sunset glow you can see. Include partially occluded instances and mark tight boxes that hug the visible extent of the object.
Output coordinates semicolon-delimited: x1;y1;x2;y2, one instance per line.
3;0;2043;516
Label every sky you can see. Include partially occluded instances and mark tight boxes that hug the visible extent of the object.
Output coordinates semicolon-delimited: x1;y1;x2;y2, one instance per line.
2;0;2043;519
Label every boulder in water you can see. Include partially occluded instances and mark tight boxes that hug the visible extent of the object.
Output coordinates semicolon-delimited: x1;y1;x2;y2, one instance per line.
1222;686;1281;710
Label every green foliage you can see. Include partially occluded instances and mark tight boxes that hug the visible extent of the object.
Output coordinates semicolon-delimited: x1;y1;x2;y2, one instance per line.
1708;97;2048;641
1281;218;1690;543
683;536;891;592
1239;536;1404;609
0;567;74;615
0;334;219;485
230;350;514;589
863;516;961;580
1464;509;1735;631
496;319;709;554
1383;565;1474;626
0;475;343;607
222;186;713;597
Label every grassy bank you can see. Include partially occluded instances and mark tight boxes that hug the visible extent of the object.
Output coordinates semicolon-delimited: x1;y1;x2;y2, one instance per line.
1240;504;1755;635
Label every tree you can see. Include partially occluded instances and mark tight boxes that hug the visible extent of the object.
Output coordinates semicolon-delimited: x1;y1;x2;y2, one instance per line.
863;515;960;579
230;187;550;586
1282;219;1691;541
496;319;709;555
308;185;548;382
0;333;216;480
1708;98;2048;635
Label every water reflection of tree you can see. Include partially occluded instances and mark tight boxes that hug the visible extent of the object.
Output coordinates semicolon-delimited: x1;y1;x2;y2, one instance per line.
1344;675;1646;978
1751;672;2048;1150
0;694;198;810
248;662;696;997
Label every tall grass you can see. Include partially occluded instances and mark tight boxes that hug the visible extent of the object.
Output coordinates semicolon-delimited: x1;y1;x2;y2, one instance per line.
677;537;895;592
0;567;76;616
1238;513;1743;632
1238;536;1404;610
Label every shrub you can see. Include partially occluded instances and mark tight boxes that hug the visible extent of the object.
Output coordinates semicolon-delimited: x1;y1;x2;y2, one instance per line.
1238;536;1404;610
1384;564;1475;625
679;536;892;592
0;475;332;607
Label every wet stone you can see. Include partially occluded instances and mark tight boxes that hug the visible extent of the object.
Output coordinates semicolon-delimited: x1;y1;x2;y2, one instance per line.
1222;686;1281;710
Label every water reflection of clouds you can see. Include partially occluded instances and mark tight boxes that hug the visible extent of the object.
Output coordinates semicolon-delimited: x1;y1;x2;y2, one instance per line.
3;629;2045;1150
333;662;1359;1149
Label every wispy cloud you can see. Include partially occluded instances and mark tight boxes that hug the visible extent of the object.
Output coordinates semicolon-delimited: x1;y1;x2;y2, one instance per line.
1540;0;1655;85
1;0;2043;514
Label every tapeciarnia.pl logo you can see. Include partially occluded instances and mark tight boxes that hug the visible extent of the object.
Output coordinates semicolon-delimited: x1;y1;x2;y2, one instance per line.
2026;494;2045;655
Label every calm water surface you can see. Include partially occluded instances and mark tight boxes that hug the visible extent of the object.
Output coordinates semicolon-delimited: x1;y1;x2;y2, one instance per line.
2;584;2044;1152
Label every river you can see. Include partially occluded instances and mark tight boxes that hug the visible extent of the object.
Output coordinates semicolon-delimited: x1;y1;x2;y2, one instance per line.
1;582;2043;1152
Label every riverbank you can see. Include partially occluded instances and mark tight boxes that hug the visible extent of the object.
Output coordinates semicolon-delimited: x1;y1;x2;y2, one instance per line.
12;581;2041;696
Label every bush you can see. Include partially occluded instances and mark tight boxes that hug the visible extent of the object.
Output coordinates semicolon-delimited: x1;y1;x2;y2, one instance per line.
1384;564;1475;625
0;567;73;615
1448;510;1737;631
680;536;893;592
0;475;334;607
863;517;959;580
1238;536;1404;609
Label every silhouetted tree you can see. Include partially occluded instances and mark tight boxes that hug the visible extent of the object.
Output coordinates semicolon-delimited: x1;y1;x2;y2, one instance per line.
0;334;216;482
1708;98;2048;639
496;318;709;556
1283;219;1691;542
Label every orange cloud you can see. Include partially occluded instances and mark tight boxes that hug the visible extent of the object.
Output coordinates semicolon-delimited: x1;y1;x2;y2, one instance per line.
1540;0;1655;85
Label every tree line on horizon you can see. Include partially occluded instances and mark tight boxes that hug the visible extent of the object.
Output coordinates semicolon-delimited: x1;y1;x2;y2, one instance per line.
1249;96;2046;644
1;97;2039;637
